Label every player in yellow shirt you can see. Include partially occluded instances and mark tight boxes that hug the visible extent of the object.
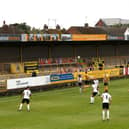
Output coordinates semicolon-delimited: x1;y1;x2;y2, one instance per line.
103;74;110;90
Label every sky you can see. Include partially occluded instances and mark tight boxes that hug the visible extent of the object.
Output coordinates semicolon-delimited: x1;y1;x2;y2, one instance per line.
0;0;129;29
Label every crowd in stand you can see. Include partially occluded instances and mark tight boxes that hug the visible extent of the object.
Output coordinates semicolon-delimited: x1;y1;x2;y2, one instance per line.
38;57;95;66
38;57;95;75
38;57;77;65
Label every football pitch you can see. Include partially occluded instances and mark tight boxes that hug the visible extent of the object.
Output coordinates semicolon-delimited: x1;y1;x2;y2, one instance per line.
0;78;129;129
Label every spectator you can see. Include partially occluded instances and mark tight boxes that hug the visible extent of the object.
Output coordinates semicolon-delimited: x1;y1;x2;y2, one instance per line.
32;71;37;77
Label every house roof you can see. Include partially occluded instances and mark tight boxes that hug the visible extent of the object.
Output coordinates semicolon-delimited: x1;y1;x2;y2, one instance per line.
66;26;83;34
0;24;23;34
66;25;127;36
44;29;62;34
98;18;129;26
42;28;66;34
66;26;106;34
101;26;127;36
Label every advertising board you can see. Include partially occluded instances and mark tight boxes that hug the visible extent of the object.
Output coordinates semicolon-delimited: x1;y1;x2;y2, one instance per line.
0;34;21;41
7;75;50;89
61;34;72;41
21;34;28;41
72;34;107;41
0;37;9;41
87;68;120;79
107;36;124;40
50;73;74;82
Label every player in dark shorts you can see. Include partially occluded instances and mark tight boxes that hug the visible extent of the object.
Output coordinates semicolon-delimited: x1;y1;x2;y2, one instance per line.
90;81;98;104
18;87;31;111
103;74;110;90
78;74;83;93
22;98;30;104
101;89;112;120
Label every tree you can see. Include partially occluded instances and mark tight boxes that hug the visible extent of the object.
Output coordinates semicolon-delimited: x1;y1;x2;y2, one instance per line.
9;22;31;33
31;27;42;33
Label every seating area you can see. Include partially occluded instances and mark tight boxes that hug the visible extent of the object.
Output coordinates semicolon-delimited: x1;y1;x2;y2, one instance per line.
0;56;128;81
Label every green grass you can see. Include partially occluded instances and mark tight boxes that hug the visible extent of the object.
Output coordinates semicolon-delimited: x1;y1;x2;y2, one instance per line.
0;78;129;129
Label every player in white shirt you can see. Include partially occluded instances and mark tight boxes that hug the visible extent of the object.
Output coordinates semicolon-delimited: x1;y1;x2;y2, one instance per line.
90;81;98;104
101;89;112;120
94;79;99;86
18;87;32;111
78;74;83;94
94;79;100;95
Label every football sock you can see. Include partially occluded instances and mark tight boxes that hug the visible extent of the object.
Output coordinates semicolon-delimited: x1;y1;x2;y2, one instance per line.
80;87;82;93
27;104;30;111
19;103;23;110
102;110;105;120
90;97;94;103
107;110;110;119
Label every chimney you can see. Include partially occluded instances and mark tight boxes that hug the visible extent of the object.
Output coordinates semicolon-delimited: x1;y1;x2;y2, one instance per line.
84;23;88;27
56;24;60;30
3;20;6;25
43;24;48;30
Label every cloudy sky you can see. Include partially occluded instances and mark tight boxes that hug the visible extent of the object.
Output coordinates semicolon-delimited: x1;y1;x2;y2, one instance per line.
0;0;129;29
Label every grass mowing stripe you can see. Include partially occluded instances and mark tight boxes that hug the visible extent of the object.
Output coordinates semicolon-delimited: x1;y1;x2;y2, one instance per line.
0;78;129;129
